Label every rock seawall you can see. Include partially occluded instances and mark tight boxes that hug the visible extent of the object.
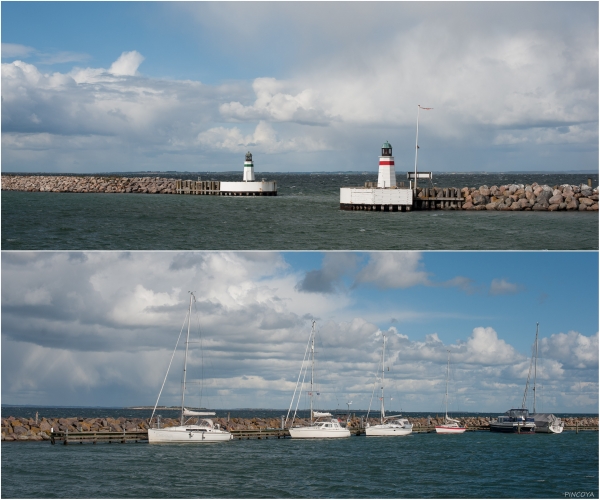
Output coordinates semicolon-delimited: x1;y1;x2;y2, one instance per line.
423;183;599;211
1;175;177;194
2;415;598;441
2;176;599;211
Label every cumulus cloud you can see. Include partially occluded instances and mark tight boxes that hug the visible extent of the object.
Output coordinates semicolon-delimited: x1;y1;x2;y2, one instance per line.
540;331;599;369
220;77;335;126
354;253;430;289
196;120;328;154
108;50;145;76
1;252;597;411
2;2;597;173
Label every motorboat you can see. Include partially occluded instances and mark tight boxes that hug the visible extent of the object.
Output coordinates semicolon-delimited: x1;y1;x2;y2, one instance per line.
490;408;536;433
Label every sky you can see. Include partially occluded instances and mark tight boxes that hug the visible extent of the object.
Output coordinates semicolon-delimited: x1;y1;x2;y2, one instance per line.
2;251;597;413
1;2;598;174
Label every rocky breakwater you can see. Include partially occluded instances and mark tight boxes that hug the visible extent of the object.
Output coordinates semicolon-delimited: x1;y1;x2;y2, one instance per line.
3;415;597;440
1;415;150;441
1;175;177;194
417;183;599;211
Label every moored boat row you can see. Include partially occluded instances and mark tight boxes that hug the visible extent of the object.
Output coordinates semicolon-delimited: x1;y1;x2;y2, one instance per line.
146;299;565;444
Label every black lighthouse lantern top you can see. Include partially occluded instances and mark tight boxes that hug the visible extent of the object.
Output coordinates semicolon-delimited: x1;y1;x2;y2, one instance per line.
245;151;253;162
381;141;392;157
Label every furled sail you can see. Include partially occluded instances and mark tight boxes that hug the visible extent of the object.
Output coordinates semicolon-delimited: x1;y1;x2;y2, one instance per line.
183;408;216;416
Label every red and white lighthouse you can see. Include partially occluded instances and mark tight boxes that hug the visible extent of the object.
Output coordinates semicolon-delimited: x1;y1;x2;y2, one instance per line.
377;141;396;189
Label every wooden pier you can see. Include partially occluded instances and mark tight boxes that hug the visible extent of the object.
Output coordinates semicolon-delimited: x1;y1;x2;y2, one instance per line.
175;179;277;196
50;429;148;445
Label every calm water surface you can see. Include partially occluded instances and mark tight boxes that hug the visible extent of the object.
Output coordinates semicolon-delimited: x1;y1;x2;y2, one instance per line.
2;430;597;498
2;173;598;250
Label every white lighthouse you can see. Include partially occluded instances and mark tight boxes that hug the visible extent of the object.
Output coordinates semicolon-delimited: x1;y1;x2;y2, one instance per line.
377;141;396;188
243;151;255;182
339;140;413;211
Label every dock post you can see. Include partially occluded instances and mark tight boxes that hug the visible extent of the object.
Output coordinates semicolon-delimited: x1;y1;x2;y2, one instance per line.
576;421;579;433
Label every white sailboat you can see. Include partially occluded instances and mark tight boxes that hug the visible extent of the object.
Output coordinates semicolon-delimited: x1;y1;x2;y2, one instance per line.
435;350;467;434
286;321;350;439
529;323;564;434
365;335;412;436
148;292;232;443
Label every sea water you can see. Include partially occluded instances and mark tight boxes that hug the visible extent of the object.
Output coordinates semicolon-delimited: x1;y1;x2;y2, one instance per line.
2;173;598;250
2;407;598;498
1;425;597;498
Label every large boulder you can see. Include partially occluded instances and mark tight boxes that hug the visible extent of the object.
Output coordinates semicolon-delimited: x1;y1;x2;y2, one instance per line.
473;194;489;205
535;189;553;204
549;194;564;205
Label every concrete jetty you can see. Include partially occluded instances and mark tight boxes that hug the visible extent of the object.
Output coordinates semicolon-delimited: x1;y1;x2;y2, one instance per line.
341;183;599;211
2;415;598;441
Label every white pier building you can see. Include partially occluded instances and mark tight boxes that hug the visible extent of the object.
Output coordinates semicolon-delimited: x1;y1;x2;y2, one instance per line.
176;152;277;196
340;142;414;211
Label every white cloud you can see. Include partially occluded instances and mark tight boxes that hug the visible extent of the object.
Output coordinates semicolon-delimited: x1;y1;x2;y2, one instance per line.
220;77;334;125
108;50;145;76
354;253;430;289
1;252;597;412
489;278;523;296
541;331;599;369
196;121;329;154
2;43;36;58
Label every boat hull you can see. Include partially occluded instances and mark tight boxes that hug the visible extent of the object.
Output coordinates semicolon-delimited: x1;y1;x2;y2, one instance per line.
288;427;350;439
435;425;467;434
489;423;535;433
535;424;564;434
365;425;412;436
148;427;232;443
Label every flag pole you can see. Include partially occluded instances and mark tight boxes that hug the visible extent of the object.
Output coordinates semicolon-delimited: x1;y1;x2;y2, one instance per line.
414;105;433;195
414;105;420;193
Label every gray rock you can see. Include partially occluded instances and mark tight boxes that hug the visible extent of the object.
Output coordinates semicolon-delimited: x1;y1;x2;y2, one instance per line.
548;194;564;205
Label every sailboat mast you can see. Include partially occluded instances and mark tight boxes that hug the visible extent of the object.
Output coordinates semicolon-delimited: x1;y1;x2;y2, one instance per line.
445;350;450;419
180;292;194;425
533;323;539;414
380;335;386;424
310;320;315;424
